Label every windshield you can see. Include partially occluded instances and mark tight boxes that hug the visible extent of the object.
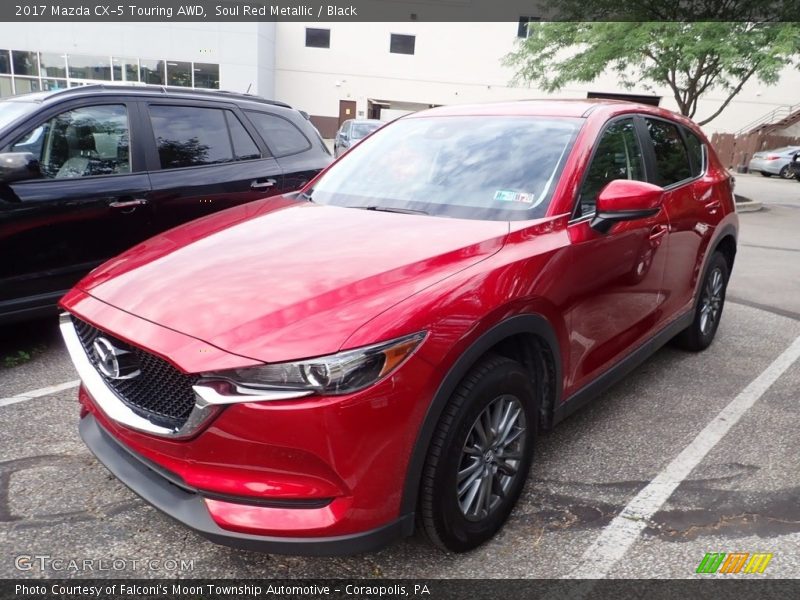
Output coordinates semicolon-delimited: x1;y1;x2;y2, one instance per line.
0;101;39;131
312;115;582;221
351;122;381;138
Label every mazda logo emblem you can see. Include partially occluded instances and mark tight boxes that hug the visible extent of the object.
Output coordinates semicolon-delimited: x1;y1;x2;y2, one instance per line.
91;337;140;380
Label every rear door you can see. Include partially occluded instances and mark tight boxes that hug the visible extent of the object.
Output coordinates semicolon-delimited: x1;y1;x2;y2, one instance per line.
563;116;670;393
0;98;152;315
142;101;288;234
640;117;707;319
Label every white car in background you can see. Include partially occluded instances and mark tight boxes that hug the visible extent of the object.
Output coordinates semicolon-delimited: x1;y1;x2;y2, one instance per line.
748;146;800;179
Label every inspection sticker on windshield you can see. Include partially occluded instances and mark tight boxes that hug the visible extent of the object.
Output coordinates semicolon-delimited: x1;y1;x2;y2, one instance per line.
494;190;535;204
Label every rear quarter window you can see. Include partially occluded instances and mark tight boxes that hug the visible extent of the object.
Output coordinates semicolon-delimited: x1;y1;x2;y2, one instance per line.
245;111;311;157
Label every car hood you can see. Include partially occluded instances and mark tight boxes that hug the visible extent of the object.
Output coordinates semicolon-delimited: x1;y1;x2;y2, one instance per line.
77;199;508;363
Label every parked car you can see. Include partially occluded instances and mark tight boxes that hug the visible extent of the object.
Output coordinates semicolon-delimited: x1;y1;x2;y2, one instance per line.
333;118;383;157
790;151;800;182
0;85;332;324
747;146;800;178
60;100;738;555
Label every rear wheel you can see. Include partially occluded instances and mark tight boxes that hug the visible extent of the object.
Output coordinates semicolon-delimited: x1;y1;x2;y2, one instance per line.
779;165;794;179
673;252;729;351
419;355;536;552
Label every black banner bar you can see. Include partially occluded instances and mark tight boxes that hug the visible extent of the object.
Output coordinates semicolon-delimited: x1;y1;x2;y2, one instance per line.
2;579;800;600
1;0;796;22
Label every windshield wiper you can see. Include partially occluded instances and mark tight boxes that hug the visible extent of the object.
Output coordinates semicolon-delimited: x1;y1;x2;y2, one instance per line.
348;205;429;215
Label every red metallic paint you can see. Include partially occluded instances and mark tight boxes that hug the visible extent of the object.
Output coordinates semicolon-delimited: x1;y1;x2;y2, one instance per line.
64;101;738;547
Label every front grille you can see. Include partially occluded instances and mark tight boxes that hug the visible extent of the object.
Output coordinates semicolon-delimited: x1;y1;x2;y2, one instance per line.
72;316;199;430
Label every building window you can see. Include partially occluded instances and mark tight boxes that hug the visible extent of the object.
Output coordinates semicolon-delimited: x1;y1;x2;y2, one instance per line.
167;61;192;87
305;28;330;49
193;63;219;89
140;59;165;85
0;76;13;97
68;55;112;81
39;53;66;78
390;34;415;55
13;50;39;77
518;17;541;38
0;50;10;75
112;57;139;82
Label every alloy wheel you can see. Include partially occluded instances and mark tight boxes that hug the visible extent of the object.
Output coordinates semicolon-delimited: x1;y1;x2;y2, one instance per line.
699;267;724;335
456;394;527;522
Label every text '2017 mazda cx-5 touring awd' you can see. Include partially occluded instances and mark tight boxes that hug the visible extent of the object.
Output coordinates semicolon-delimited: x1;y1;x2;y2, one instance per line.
60;100;738;554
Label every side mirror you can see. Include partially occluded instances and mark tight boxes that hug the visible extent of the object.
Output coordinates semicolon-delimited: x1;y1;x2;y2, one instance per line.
0;152;41;183
591;179;664;234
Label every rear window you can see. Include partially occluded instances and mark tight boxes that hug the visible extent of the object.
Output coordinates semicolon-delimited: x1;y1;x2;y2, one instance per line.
645;118;692;186
683;128;705;177
245;111;311;157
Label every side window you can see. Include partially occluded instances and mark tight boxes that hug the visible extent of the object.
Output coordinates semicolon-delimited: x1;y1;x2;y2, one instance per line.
577;118;645;218
225;112;261;161
7;104;130;179
245;111;311;157
150;105;240;169
645;118;692;186
684;128;705;177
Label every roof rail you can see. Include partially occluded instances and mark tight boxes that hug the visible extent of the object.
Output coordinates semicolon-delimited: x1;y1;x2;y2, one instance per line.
40;83;292;109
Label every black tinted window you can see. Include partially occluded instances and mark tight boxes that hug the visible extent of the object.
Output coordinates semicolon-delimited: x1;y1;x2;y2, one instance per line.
225;112;260;160
246;111;311;157
306;28;330;48
578;118;645;218
684;129;705;177
390;34;415;55
645;119;692;186
149;106;235;169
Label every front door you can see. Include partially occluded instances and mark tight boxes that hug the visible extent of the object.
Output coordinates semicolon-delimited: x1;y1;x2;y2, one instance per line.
338;100;356;128
563;116;670;394
0;102;152;314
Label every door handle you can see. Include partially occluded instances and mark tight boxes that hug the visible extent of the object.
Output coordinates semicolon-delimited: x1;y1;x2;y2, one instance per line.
705;200;721;215
649;224;668;243
109;198;148;210
251;179;277;190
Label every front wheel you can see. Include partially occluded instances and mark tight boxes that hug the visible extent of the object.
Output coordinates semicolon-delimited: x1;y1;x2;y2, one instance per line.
673;252;729;351
419;355;536;552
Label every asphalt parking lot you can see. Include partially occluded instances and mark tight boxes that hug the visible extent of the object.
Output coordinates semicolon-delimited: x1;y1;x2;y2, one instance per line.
1;173;798;580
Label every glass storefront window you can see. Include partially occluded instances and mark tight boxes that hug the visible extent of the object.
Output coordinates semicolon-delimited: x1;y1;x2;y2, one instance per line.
12;51;39;77
40;53;67;78
0;50;10;75
193;63;219;89
14;77;41;94
166;61;192;87
41;78;67;91
0;76;13;97
140;59;165;85
68;54;112;81
112;57;139;82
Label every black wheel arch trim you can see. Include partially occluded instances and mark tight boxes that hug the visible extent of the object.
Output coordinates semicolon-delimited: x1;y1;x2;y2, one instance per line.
400;314;562;516
696;222;737;307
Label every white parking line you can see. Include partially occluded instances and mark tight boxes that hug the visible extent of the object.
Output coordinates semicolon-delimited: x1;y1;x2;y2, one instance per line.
0;380;80;408
566;333;800;579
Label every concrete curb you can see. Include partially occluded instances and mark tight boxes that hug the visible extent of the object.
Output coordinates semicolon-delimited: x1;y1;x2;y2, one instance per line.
734;194;763;213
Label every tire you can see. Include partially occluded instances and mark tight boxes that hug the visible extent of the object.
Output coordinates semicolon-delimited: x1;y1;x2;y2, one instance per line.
673;252;729;352
760;171;772;177
419;354;537;552
779;165;794;180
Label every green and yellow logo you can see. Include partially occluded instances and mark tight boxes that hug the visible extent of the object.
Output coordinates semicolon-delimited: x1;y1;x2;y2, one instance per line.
696;552;773;574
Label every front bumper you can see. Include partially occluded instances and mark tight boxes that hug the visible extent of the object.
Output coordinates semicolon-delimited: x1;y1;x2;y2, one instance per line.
80;412;414;555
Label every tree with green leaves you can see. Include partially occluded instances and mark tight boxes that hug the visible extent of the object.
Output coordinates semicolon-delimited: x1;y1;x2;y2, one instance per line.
504;21;800;126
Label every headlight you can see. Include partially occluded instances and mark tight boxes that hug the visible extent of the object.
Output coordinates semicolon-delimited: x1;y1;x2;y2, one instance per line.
206;332;426;396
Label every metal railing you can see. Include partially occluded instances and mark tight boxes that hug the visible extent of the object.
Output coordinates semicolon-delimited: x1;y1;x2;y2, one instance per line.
735;103;799;135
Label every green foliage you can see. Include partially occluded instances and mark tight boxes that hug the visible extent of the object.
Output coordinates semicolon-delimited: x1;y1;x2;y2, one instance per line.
504;22;800;125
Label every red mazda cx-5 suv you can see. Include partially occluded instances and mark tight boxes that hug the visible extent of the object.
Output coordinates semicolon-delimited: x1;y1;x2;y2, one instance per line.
60;100;738;554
